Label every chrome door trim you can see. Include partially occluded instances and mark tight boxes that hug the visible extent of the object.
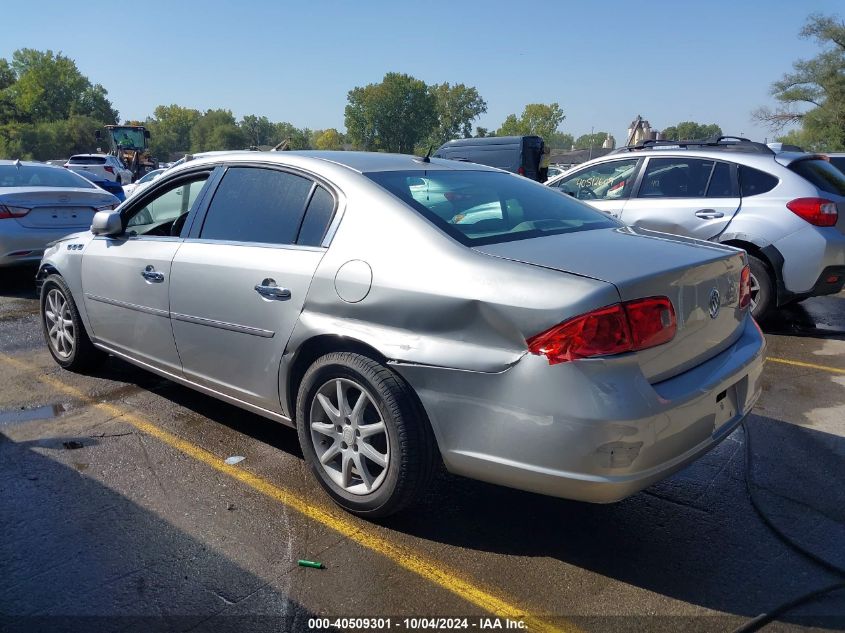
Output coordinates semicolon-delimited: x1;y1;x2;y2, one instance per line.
170;312;275;338
85;293;169;318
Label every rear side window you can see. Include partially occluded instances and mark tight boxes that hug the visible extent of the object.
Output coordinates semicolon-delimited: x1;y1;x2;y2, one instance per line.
788;159;845;196
297;186;336;246
638;158;716;198
738;166;779;197
68;156;106;165
706;162;735;198
200;167;312;244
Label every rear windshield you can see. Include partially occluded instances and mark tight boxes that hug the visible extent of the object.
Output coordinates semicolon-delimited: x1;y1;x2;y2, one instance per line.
366;170;618;246
0;165;95;189
828;156;845;175
68;156;106;165
789;159;845;196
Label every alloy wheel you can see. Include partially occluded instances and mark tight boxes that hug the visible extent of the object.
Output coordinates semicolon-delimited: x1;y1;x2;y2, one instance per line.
748;272;761;313
44;288;75;359
309;378;390;495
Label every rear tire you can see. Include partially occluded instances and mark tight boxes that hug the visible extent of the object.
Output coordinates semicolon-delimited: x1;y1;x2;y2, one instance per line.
40;275;106;372
296;352;436;518
748;255;774;320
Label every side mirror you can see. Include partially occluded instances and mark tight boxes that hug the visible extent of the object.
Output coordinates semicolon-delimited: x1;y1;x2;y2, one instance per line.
144;130;150;139
91;211;122;236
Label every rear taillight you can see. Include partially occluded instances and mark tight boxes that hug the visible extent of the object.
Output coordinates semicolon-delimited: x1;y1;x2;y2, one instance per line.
786;197;838;227
527;296;676;365
104;166;115;174
739;265;752;310
0;204;31;219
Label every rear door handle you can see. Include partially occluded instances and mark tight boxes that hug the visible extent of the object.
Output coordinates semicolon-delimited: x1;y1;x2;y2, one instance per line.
141;265;165;283
254;278;291;301
695;209;724;219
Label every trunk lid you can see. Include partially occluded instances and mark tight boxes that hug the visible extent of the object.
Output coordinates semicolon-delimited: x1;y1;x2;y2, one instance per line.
475;226;747;382
2;188;116;229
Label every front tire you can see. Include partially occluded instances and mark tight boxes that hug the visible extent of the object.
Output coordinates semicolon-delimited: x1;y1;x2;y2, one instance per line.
40;275;105;371
296;352;436;518
748;255;773;320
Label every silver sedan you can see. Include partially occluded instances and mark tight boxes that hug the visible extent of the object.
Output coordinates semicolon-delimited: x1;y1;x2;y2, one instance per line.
37;151;766;517
1;161;119;267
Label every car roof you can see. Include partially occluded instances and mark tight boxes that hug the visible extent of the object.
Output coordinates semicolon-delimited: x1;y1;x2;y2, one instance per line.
68;154;110;158
176;150;503;174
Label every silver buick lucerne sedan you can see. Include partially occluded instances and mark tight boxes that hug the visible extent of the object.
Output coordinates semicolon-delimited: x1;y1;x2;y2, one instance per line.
37;151;765;517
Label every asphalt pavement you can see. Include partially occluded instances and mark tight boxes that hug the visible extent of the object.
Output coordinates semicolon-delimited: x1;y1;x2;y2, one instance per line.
1;264;843;633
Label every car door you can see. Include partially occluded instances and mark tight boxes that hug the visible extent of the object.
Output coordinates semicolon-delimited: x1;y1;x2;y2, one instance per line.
620;156;741;240
80;170;214;373
547;158;642;218
169;165;337;414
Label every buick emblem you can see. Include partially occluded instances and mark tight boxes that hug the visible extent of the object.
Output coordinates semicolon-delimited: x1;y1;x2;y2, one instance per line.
708;288;721;319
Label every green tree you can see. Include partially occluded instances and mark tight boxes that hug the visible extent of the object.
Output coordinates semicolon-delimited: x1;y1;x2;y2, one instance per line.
344;72;437;153
474;126;489;138
545;131;574;149
314;128;344;150
573;132;608;149
0;59;14;91
5;49;117;123
754;13;845;150
146;104;201;158
190;109;245;151
427;82;487;146
240;114;275;147
273;121;311;149
496;103;565;140
660;122;722;140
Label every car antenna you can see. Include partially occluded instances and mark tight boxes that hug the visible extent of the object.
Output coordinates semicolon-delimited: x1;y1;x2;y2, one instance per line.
419;145;433;163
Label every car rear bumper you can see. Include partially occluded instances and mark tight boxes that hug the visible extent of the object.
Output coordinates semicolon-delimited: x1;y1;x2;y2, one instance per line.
0;222;87;267
768;225;845;302
393;316;765;503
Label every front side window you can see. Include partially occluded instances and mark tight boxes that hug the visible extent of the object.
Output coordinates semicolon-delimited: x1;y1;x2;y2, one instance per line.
366;170;618;246
554;159;640;201
125;176;209;236
199;167;313;244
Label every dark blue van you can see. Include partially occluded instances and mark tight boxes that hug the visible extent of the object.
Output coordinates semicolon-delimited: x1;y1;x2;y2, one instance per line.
433;135;549;181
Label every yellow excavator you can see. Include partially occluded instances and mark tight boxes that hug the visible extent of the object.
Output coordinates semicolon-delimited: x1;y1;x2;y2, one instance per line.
95;125;158;183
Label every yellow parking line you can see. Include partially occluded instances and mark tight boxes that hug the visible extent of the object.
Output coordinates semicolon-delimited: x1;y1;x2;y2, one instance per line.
0;353;572;633
768;357;845;375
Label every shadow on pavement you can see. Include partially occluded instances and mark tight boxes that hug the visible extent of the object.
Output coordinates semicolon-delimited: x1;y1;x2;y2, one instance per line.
0;427;329;633
0;265;39;301
95;351;845;628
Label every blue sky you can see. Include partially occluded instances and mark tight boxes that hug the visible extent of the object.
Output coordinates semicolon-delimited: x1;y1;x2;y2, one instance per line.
3;0;843;143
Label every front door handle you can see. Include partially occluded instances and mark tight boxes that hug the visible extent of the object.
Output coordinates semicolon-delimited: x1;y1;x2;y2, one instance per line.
695;209;725;219
141;265;165;283
254;278;291;301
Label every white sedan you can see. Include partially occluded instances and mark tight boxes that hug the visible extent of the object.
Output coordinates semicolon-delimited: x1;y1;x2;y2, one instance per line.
65;154;134;185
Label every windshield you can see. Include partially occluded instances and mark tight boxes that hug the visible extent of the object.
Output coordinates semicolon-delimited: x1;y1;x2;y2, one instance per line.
110;127;145;149
366;170;618;246
0;164;95;189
